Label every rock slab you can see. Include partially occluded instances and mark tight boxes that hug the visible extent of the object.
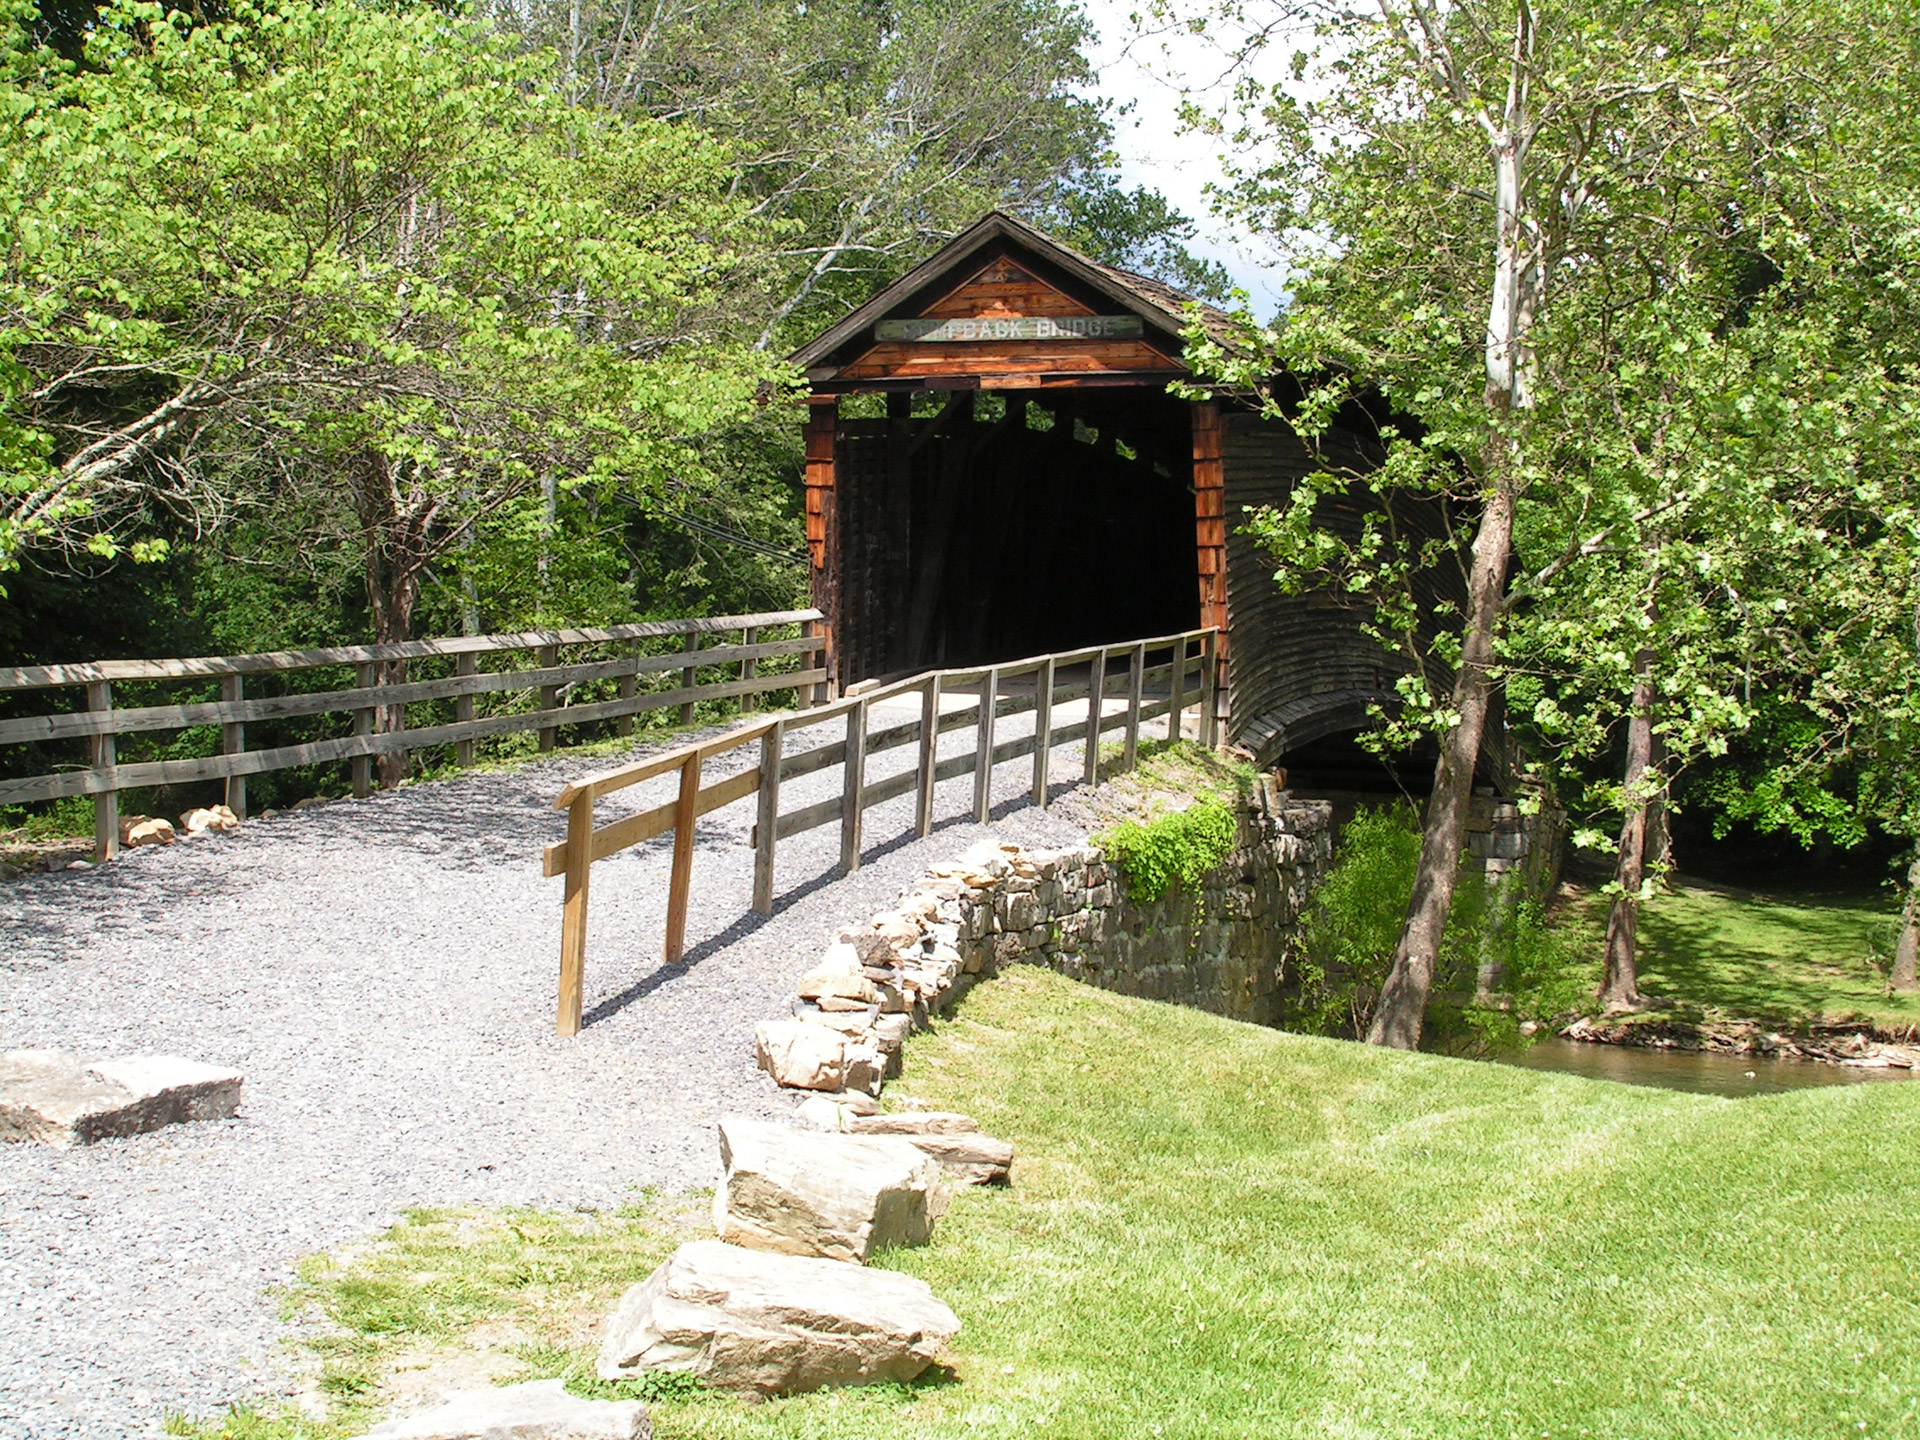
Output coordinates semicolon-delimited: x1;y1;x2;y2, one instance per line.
354;1379;649;1439
713;1117;947;1263
597;1240;959;1397
0;1050;243;1148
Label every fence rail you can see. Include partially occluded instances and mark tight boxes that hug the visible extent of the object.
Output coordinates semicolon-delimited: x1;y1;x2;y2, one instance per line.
543;627;1219;1036
0;610;826;857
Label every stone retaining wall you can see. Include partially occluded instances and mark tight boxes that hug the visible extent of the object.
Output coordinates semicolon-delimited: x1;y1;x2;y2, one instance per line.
758;787;1336;1101
937;789;1333;1028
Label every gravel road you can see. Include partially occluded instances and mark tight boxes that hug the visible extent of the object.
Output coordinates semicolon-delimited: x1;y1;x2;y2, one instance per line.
0;698;1112;1439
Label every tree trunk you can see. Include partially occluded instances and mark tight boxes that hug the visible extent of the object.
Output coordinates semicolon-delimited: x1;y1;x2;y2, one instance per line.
1892;858;1920;994
1365;458;1519;1049
1599;634;1658;1010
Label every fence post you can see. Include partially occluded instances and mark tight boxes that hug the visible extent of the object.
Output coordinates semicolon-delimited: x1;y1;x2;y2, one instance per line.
916;674;940;837
804;619;828;707
663;752;701;963
973;667;998;823
1168;636;1187;744
1032;657;1054;808
352;662;374;797
1201;630;1220;751
537;643;559;752
679;630;701;727
753;719;784;915
841;698;868;870
616;646;637;738
221;674;246;819
455;654;477;767
1124;643;1145;772
1084;648;1107;790
87;681;118;862
556;791;593;1036
739;625;759;716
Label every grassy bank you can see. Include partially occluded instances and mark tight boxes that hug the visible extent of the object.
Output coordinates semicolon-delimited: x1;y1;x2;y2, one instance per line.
194;967;1920;1440
1557;877;1915;1030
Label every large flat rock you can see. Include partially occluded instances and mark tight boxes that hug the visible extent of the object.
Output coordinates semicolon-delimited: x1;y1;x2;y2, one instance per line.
713;1117;947;1263
597;1239;960;1397
354;1378;648;1439
0;1049;243;1148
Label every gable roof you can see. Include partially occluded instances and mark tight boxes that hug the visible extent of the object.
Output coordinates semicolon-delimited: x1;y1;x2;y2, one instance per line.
788;211;1236;375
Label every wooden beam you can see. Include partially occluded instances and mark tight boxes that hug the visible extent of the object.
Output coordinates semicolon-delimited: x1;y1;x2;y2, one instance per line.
974;668;998;822
456;654;478;764
352;663;374;798
88;681;116;862
804;401;839;692
841;698;868;870
753;719;784;914
1032;656;1054;807
662;753;701;963
556;792;592;1036
1084;648;1106;789
220;674;246;819
916;674;940;837
1124;643;1145;771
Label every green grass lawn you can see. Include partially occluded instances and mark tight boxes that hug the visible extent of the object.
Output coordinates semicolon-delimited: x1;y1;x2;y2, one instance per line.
198;967;1920;1440
1560;878;1915;1029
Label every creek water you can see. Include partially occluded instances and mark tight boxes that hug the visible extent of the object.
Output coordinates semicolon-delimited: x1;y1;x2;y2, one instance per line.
1494;1036;1918;1098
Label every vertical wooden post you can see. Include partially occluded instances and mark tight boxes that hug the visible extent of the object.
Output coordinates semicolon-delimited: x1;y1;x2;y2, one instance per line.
387;657;410;785
1191;397;1230;713
1032;657;1054;807
455;653;477;766
841;698;868;870
1201;630;1221;751
88;681;117;862
616;646;637;738
556;792;593;1036
1084;648;1107;790
973;668;998;823
537;643;559;752
1168;636;1187;744
1124;643;1145;773
220;674;246;819
663;753;700;963
352;662;374;797
804;400;838;700
679;630;701;726
916;674;940;837
753;719;784;915
803;619;828;707
739;625;759;715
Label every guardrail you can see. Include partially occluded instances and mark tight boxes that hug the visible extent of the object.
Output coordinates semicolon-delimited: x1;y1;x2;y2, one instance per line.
543;627;1219;1035
0;610;826;859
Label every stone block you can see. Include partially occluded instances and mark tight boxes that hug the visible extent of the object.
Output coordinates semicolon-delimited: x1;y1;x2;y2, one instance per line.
713;1118;948;1263
901;1132;1014;1186
598;1240;959;1397
0;1050;243;1148
755;1021;849;1092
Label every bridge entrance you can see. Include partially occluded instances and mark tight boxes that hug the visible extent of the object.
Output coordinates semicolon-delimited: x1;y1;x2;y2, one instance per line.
827;384;1198;678
790;211;1450;764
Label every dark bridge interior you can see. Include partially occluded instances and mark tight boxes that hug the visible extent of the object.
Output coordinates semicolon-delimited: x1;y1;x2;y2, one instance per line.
831;387;1199;680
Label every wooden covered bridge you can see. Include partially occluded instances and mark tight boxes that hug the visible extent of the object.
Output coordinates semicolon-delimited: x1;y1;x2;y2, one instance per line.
789;211;1454;779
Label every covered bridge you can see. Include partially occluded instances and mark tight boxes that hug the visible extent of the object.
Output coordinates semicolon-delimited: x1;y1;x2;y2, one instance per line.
789;211;1455;776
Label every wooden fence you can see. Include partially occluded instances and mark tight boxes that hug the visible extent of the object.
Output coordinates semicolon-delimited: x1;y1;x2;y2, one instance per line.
0;609;826;860
541;627;1219;1035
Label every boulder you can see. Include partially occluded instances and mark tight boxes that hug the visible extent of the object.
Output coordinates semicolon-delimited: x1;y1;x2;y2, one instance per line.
597;1240;959;1397
118;815;176;847
846;1111;980;1136
0;1050;243;1147
898;1132;1014;1186
354;1379;648;1440
713;1117;947;1263
753;1021;878;1094
179;804;241;835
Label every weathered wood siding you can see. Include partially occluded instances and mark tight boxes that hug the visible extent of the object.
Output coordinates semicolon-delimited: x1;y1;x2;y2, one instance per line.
1221;409;1464;765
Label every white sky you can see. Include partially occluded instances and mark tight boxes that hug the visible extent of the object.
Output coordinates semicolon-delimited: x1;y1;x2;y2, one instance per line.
1080;0;1294;317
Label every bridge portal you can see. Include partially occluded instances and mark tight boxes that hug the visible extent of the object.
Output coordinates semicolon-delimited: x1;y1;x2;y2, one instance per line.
790;212;1459;773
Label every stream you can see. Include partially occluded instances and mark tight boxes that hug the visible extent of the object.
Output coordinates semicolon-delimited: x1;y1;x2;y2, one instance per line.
1494;1036;1919;1098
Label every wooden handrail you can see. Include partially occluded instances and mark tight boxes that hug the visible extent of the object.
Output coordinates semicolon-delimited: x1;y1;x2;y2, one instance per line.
545;628;1220;1036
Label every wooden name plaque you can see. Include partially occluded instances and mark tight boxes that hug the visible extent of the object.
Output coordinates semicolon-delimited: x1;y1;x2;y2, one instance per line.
875;315;1145;343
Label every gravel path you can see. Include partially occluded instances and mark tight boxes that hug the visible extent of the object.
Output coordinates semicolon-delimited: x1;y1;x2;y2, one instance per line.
0;697;1120;1438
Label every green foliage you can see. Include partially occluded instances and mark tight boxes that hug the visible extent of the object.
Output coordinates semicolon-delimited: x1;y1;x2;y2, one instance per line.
1097;796;1237;905
1285;803;1580;1041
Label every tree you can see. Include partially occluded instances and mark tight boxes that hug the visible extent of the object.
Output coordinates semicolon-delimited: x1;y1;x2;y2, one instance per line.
1174;0;1911;1044
3;0;780;773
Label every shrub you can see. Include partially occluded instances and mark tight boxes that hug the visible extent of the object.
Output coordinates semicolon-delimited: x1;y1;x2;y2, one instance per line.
1098;797;1239;904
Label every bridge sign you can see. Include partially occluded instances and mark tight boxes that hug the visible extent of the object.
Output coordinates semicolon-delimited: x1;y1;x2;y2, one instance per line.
875;315;1144;343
